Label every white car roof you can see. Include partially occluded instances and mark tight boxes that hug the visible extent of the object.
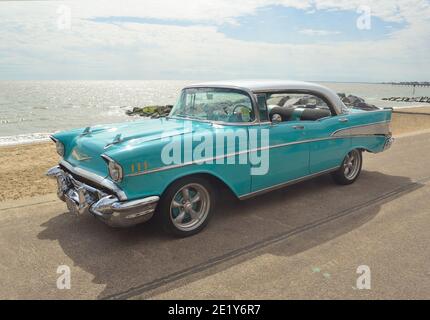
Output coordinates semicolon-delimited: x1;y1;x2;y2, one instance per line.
185;80;346;115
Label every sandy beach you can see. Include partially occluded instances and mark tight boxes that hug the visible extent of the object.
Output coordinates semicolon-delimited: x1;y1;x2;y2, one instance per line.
0;142;60;202
1;106;430;202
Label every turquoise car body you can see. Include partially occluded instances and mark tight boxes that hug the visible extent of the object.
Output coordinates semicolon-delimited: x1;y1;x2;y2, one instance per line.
48;80;393;227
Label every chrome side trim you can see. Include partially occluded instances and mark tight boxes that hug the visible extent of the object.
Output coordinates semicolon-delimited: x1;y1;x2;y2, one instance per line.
126;149;250;177
167;116;262;126
238;166;340;200
125;137;343;177
60;159;127;200
259;136;339;152
350;109;392;114
331;121;390;137
125;133;380;178
101;154;115;163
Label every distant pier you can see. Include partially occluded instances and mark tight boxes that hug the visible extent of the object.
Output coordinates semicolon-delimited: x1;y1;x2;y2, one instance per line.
383;81;430;87
382;81;430;96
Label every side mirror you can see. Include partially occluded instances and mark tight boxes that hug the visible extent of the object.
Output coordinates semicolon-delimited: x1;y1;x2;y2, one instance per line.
271;113;282;124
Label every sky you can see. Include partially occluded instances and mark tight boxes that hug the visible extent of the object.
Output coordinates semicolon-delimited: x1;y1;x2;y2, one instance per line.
0;0;429;82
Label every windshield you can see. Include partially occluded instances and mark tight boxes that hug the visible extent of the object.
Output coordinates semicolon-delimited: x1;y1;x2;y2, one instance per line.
170;88;255;123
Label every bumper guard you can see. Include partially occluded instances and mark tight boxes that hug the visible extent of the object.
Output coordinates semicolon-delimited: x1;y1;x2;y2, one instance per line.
46;166;159;227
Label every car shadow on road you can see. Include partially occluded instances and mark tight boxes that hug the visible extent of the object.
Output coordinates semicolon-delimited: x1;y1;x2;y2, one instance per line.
37;170;422;299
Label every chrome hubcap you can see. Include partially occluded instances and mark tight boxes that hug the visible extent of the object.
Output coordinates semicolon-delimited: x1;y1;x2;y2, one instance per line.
343;150;361;180
170;183;210;231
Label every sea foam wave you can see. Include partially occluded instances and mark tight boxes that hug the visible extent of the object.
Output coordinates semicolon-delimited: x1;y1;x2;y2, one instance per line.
0;133;52;146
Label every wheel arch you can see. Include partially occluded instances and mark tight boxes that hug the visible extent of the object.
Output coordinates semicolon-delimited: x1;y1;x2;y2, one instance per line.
334;146;366;169
160;171;240;200
343;146;368;158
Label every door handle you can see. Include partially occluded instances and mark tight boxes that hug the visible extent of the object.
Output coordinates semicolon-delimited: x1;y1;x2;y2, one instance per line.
338;118;349;123
292;125;305;130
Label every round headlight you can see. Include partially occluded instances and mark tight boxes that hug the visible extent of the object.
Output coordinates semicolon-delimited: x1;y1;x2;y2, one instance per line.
55;140;65;157
102;155;123;182
108;161;122;181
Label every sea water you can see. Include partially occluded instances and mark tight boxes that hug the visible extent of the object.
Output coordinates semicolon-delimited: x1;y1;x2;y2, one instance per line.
1;80;429;146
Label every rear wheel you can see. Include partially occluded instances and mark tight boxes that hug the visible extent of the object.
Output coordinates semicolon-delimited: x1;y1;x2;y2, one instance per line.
156;177;215;237
331;149;362;185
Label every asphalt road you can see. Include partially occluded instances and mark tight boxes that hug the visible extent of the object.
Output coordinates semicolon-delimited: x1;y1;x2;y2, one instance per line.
0;131;429;299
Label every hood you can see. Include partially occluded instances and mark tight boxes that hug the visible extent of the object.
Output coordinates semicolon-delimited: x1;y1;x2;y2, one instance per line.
55;118;203;177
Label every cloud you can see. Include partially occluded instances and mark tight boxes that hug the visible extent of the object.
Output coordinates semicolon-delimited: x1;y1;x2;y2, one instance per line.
0;0;429;81
298;29;342;36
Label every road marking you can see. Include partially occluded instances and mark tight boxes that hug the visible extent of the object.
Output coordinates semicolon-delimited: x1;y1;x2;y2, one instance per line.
102;175;430;300
0;199;57;211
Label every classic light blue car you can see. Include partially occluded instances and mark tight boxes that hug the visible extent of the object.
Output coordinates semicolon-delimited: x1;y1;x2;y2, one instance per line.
47;80;394;236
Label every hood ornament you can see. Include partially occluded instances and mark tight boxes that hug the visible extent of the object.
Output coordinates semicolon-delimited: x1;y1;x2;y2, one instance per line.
81;126;92;136
104;134;123;149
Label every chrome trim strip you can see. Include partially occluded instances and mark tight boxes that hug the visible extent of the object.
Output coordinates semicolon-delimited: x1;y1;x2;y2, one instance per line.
331;121;390;137
126;150;249;177
101;154;115;163
125;132;388;178
259;136;339;152
238;166;340;200
351;108;392;114
168;116;262;126
60;159;127;200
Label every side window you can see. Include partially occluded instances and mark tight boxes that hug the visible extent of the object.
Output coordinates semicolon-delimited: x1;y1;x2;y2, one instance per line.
256;94;269;122
267;92;332;122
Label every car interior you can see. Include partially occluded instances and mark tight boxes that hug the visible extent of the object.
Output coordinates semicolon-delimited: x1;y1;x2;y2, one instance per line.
266;93;332;122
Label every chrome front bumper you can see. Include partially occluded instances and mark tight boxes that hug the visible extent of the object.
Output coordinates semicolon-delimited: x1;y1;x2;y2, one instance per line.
47;166;159;227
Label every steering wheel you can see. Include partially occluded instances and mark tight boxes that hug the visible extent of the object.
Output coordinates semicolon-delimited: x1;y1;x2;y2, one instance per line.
216;102;232;115
232;104;249;115
229;104;252;122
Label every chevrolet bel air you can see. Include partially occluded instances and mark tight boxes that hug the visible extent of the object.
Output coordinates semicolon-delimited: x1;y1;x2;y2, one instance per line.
47;80;394;236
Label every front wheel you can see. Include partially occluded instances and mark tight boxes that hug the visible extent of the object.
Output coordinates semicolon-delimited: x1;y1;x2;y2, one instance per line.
156;177;215;237
331;149;363;185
